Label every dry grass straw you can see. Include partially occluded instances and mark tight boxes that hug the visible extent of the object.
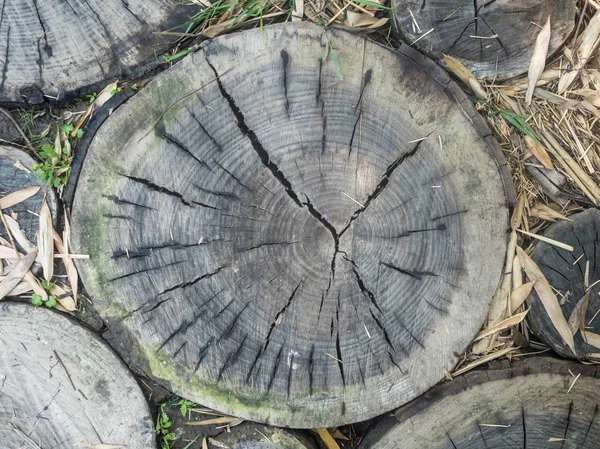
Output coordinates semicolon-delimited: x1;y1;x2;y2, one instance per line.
453;1;600;374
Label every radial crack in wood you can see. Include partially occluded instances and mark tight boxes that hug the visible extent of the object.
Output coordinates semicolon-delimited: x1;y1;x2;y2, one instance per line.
0;302;156;449
361;357;600;449
70;22;512;428
392;0;578;80
527;209;600;361
0;0;197;104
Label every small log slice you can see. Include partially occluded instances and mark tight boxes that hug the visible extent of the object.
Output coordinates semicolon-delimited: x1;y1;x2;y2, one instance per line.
0;145;57;246
208;423;316;449
392;0;578;80
527;209;600;361
70;22;513;427
0;302;156;448
0;0;196;104
361;357;600;449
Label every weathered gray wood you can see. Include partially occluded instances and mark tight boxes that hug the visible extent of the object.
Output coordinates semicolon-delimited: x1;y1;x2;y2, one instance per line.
361;357;600;449
392;0;577;80
527;208;600;361
209;423;317;449
0;0;197;104
70;22;512;428
0;301;156;448
0;145;57;247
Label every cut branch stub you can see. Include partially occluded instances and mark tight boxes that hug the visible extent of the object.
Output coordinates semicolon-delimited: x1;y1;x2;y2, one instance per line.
527;209;600;361
0;302;156;449
0;145;57;246
70;22;512;428
392;0;577;80
360;357;600;449
0;0;196;104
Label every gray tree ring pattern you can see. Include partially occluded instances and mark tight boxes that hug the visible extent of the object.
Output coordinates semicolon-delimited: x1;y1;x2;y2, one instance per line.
70;22;512;428
0;302;156;449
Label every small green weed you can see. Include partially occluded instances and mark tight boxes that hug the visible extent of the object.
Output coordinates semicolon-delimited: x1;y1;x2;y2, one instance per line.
31;280;58;308
156;404;177;449
178;399;196;419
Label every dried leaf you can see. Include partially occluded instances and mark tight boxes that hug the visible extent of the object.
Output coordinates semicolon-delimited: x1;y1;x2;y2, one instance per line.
87;445;126;449
316;428;341;449
0;186;41;210
510;281;536;311
208;438;230;449
185;417;240;426
330;429;349;441
526;17;551;104
530;203;571;222
0;250;37;300
517;246;575;353
443;54;487;100
511;194;525;231
452;347;519;377
583;331;600;349
54;230;78;305
49;283;76;312
567;295;586;335
525;136;553;169
3;215;35;253
38;200;53;281
475;310;529;341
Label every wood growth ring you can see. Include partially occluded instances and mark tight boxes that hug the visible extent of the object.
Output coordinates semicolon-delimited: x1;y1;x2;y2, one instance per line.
71;22;512;428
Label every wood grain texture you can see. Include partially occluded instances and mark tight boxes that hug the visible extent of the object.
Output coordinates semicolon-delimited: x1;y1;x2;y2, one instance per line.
392;0;577;80
0;0;197;104
211;423;317;449
527;209;600;361
0;145;57;247
70;22;513;428
361;357;600;449
0;301;156;449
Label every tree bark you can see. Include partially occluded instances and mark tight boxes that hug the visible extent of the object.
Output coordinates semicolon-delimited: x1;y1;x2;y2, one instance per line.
392;0;577;80
361;357;600;449
70;22;513;428
527;209;600;361
0;301;156;449
0;0;196;104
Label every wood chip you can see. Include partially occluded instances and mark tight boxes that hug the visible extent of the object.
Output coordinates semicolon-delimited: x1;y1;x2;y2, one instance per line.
517;246;575;354
0;186;41;210
526;16;551;104
38;199;54;282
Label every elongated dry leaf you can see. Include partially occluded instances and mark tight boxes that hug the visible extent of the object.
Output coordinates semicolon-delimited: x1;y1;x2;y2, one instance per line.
0;245;21;261
0;250;37;300
510;195;525;231
2;279;32;296
516;229;574;251
517;246;575;353
0;186;41;210
49;283;76;312
583;331;600;349
54;230;79;305
202;437;208;449
208;438;230;449
452;347;518;377
530;203;571;222
526;16;551;104
316;428;341;449
567;295;586;335
185;417;241;426
38;199;53;281
475;310;529;341
510;281;536;311
443;54;487;100
3;214;35;253
525;136;554;169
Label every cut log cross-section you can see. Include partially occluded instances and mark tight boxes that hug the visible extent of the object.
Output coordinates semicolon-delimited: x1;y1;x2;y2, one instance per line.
0;0;197;104
70;22;513;428
527;209;600;361
0;302;156;449
361;358;600;449
392;0;578;80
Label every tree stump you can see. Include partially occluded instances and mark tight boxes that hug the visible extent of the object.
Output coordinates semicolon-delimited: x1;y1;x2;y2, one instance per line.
392;0;578;80
0;0;196;104
0;145;57;246
208;423;316;449
0;302;156;448
527;209;600;361
361;357;600;449
70;22;513;428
